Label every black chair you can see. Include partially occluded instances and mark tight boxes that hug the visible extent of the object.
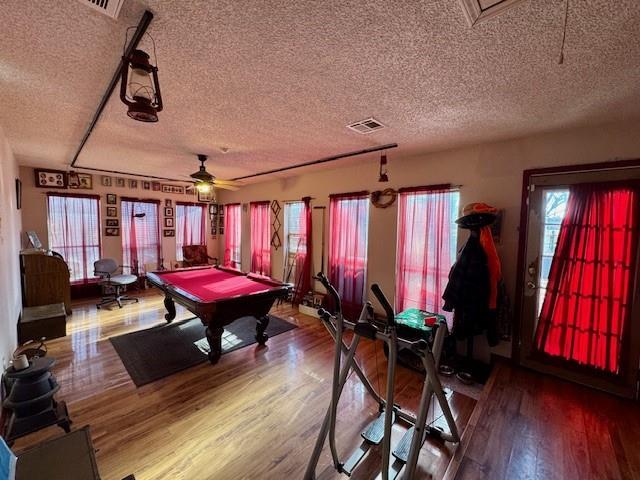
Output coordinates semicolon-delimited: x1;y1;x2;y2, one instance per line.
94;259;139;309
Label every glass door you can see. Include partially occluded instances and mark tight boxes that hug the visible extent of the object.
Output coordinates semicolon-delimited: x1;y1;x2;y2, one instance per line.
519;170;640;398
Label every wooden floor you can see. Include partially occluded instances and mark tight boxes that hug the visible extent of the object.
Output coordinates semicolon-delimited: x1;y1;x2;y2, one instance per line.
11;291;475;480
449;361;640;480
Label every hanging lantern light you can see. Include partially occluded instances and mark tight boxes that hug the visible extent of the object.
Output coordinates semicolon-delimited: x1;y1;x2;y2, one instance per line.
378;153;389;182
119;36;163;122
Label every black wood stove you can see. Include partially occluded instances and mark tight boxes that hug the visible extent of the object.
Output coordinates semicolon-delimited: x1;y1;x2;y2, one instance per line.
2;357;71;444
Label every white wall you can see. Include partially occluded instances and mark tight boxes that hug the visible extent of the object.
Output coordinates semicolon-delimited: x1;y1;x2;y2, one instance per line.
217;119;640;359
0;126;23;368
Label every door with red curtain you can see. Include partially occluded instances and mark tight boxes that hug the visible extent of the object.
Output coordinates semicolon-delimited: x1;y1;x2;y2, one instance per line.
519;167;640;397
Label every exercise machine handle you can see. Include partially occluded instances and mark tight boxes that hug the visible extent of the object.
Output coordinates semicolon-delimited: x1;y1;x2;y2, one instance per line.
370;283;395;327
314;272;342;315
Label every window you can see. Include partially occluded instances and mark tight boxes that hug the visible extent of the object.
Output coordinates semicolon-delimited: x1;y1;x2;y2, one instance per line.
47;193;101;284
176;202;206;261
283;201;305;282
395;187;460;314
250;201;271;276
328;192;370;319
224;204;241;268
121;199;160;274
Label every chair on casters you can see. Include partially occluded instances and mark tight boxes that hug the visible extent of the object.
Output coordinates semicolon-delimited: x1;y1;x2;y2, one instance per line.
182;245;218;267
94;258;139;309
305;273;460;480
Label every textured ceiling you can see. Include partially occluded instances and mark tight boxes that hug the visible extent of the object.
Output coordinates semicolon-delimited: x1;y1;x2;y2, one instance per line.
1;0;640;184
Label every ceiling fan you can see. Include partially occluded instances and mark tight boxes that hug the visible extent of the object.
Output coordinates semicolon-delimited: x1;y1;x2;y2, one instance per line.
189;154;240;192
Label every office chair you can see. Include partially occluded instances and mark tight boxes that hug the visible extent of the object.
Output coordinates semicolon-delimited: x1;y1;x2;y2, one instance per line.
94;258;139;309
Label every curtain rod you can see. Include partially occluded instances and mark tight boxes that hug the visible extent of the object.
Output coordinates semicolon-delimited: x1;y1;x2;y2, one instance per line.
231;143;398;181
70;10;154;168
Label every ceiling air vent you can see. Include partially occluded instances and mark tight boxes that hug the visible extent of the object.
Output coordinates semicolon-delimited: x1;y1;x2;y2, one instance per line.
458;0;525;26
77;0;125;19
347;118;386;135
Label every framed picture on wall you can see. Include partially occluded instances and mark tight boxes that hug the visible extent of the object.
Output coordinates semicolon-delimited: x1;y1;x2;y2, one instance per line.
142;181;151;190
209;204;218;215
165;199;172;207
116;177;126;188
163;229;175;237
15;178;21;210
198;190;214;203
152;182;161;191
105;227;120;236
101;175;112;187
164;207;173;217
77;173;93;189
106;194;117;204
129;179;138;189
106;207;117;217
34;169;67;188
164;217;174;228
106;219;119;227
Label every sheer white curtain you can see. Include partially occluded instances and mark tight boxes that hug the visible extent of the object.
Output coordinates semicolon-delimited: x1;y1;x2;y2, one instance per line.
121;199;160;274
176;203;206;261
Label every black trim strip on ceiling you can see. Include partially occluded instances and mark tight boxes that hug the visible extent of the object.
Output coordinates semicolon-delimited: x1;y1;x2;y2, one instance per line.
231;143;399;181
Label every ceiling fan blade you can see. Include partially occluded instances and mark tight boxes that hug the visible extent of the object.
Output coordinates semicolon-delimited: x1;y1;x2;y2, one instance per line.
213;179;241;186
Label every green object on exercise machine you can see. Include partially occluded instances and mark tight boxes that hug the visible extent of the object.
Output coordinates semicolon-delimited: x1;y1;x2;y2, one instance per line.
394;308;445;341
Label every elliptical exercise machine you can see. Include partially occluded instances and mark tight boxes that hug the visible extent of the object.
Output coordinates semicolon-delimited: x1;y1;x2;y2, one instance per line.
305;273;460;480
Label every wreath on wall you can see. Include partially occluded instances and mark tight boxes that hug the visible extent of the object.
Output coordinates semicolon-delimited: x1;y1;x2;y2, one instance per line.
370;188;397;208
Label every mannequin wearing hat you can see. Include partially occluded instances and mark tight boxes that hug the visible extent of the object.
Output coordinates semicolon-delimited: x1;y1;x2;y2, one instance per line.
442;203;502;383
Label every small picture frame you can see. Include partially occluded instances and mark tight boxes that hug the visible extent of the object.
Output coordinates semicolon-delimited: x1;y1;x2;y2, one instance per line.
163;229;175;237
164;217;174;228
116;177;126;188
209;204;218;215
106;194;117;205
129;179;138;189
165;199;172;207
34;169;67;188
106;219;119;227
164;207;173;217
211;225;217;235
142;181;151;190
77;173;93;189
152;182;161;191
105;227;120;236
219;226;224;235
106;207;117;217
101;175;112;187
198;190;214;203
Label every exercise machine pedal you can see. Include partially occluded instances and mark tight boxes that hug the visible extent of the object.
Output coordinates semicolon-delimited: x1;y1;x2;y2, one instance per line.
342;410;396;475
391;426;414;463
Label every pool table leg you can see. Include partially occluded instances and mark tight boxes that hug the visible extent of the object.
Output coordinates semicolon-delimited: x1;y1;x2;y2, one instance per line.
164;296;176;323
206;326;224;364
256;315;270;345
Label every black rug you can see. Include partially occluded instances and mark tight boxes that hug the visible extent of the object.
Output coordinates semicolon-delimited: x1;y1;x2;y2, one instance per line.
110;315;297;387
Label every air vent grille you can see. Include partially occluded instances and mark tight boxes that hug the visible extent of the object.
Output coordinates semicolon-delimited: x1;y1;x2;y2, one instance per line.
347;118;386;134
77;0;125;19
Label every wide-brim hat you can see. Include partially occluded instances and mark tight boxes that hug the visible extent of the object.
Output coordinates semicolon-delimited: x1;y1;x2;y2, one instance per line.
456;202;497;229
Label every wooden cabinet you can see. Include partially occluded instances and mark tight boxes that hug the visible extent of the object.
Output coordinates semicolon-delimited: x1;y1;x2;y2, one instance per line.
20;251;71;315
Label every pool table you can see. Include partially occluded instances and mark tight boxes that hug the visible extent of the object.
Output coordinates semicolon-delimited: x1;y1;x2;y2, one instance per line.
146;266;291;364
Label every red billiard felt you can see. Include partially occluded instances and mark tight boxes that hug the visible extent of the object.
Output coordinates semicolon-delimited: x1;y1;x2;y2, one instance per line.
155;268;282;302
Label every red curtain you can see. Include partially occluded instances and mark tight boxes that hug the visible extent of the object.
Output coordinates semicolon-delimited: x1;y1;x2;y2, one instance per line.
121;199;160;274
47;193;101;284
176;202;206;261
250;201;271;276
395;186;459;315
534;183;640;374
224;204;242;269
328;192;369;319
293;197;312;304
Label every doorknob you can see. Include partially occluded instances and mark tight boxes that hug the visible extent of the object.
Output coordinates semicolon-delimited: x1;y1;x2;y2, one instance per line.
527;281;537;290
